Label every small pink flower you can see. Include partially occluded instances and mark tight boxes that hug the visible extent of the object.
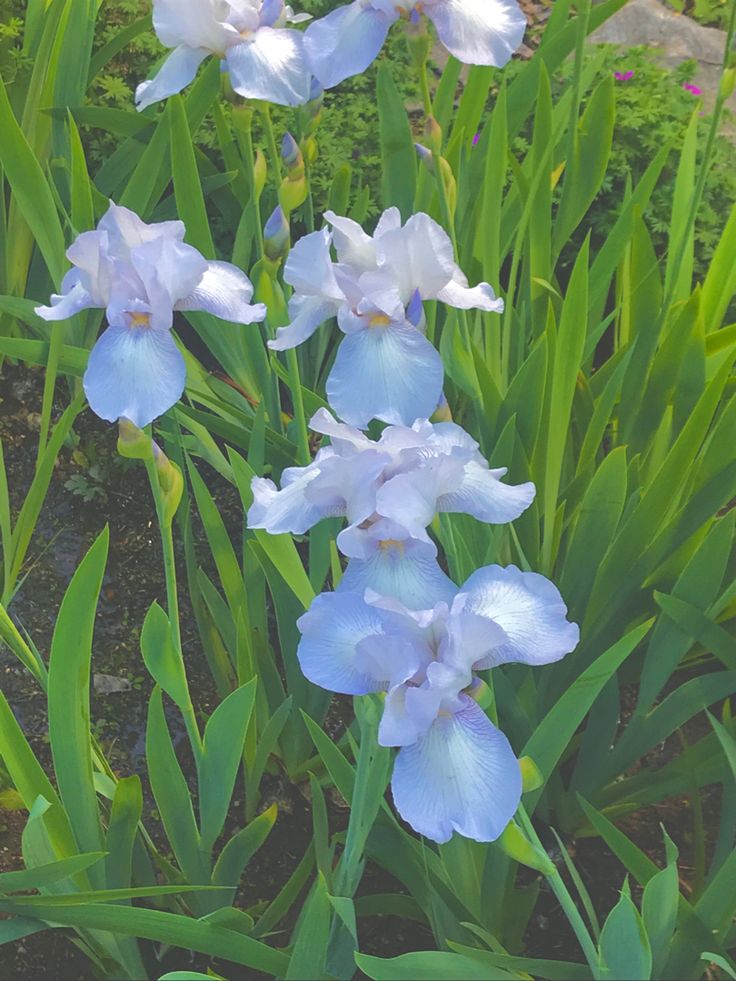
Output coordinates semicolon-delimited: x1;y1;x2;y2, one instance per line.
614;70;634;82
683;82;702;96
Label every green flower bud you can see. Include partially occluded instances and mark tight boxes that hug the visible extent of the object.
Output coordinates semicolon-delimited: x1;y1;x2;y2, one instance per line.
152;443;183;527
117;418;153;461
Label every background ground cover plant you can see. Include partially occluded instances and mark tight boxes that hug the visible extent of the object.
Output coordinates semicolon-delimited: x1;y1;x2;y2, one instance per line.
0;0;735;979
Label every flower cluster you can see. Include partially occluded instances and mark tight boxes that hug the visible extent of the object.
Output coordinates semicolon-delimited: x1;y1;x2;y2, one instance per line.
135;0;528;109
34;0;573;846
297;567;578;842
248;408;534;607
268;209;504;427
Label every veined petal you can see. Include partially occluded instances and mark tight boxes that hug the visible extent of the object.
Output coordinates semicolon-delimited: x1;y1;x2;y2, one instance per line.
308;408;373;454
437;276;505;313
177;260;267;323
83;324;186;428
226;27;312;106
326;323;444;429
152;0;236;51
97;202;186;252
324;211;377;269
338;539;457;611
247;458;344;535
458;564;579;668
135;45;210;111
284;227;343;299
304;0;393;89
391;697;522;843
437;461;535;524
376;213;457;304
268;295;339;351
375;454;468;543
296;591;391;695
35;276;97;322
130;237;208;330
427;0;527;68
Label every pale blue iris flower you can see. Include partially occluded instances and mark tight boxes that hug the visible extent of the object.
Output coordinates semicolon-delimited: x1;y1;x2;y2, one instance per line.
248;407;534;606
297;565;579;842
135;0;313;111
268;209;504;428
36;203;266;428
305;0;527;90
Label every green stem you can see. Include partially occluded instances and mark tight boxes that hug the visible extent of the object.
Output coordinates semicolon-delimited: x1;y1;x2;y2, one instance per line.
239;112;264;258
260;103;283;185
36;323;63;468
418;58;432;117
304;155;316;234
517;805;599;975
144;457;202;759
286;347;311;466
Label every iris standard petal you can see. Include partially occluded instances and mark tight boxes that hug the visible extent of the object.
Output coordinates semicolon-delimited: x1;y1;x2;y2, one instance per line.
426;0;527;68
284;227;343;299
304;0;393;89
98;202;186;251
177;260;267;323
135;45;211;111
375;456;467;542
459;564;579;668
324;211;377;269
226;27;312;106
151;0;235;51
437;461;536;524
326;323;444;428
83;324;186;428
130;237;208;330
296;591;390;695
376;213;457;304
268;295;340;351
391;696;522;843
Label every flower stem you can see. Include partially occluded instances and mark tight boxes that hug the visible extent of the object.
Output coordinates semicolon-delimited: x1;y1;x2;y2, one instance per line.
145;456;202;759
286;346;311;466
260;103;283;185
238;110;264;258
517;805;599;975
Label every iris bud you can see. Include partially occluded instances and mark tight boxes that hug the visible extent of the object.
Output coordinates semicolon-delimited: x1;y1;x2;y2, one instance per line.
264;206;291;261
281;132;303;172
153;443;184;527
117;418;153;461
254;148;268;198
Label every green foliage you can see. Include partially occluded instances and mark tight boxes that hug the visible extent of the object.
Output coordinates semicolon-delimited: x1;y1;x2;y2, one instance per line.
1;0;736;979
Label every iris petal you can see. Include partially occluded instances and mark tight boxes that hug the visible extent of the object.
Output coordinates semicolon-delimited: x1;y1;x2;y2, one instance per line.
391;697;522;843
83;324;186;428
135;45;210;111
304;0;393;89
427;0;527;68
177;261;267;323
326;323;444;428
458;564;579;668
226;27;312;106
296;591;390;695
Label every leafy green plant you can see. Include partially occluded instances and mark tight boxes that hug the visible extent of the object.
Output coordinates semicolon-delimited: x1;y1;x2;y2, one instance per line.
0;0;736;978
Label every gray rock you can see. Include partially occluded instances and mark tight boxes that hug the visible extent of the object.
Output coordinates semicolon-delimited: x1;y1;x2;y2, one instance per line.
93;673;132;694
590;0;735;118
591;0;725;68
